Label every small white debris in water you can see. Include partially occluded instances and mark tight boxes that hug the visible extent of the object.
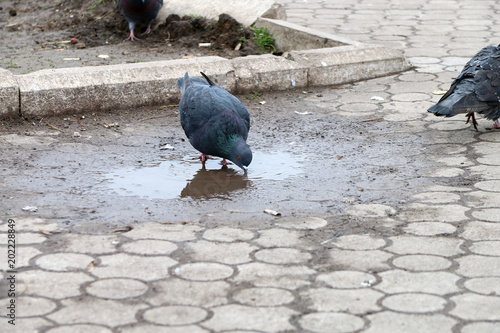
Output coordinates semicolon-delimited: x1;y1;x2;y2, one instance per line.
259;101;266;105
264;209;281;216
199;43;211;47
73;132;81;137
174;267;181;274
22;206;38;212
111;239;120;245
361;280;375;287
295;111;314;115
159;144;175;150
370;96;385;101
63;58;81;61
432;90;447;95
321;61;328;67
98;54;110;59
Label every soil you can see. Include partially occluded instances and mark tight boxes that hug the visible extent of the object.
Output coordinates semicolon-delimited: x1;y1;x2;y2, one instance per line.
0;0;266;75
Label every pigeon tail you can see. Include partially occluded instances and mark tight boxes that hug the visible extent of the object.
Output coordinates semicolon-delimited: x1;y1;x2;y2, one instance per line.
201;72;216;86
176;72;191;93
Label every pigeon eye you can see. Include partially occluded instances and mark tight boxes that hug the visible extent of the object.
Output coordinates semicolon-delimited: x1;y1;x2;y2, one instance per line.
238;157;242;160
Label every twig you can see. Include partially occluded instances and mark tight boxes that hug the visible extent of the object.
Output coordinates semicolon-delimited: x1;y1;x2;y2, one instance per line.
45;122;63;132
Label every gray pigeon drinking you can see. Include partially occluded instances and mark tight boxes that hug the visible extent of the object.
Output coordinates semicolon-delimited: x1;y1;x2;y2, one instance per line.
118;0;163;41
428;45;500;130
177;72;252;173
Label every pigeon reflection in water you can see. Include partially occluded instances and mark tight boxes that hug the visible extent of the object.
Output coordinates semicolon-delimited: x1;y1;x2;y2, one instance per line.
181;166;250;199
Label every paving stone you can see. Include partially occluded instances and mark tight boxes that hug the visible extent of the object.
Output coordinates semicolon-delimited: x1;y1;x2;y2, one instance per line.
394;252;451;271
375;270;460;294
298;312;365;333
464;277;500;295
469;165;500;180
403;222;457;236
185;240;257;264
48;298;148;327
471;209;500;222
14;218;61;232
382;293;447;313
202;227;255;242
332;235;386;250
302;288;383;314
143;305;208;326
464;191;500;208
93;253;176;280
469;241;500;256
450;293;500;320
387;235;463;256
46;325;113;333
148;279;229;307
233;262;315;289
0;246;42;270
392;93;432;102
462;221;500;240
474;180;500;192
118;324;209;333
461;322;500;333
201;304;297;332
455;255;500;277
328;249;392;271
254;247;312;264
59;234;120;254
345;204;396;218
11;318;54;333
125;223;201;241
0;296;56;317
174;262;234;281
36;253;94;271
254;228;309;248
412;191;461;203
20;270;93;299
421;166;465;177
274;216;328;229
121;239;178;255
86;278;148;299
397;203;469;222
233;287;295;306
365;312;456;333
317;271;377;289
15;232;48;244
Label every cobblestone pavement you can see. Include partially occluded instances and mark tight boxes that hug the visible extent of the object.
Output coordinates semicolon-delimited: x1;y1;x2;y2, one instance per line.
2;0;500;332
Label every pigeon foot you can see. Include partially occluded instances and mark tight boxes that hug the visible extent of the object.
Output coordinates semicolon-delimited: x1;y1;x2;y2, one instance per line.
124;30;140;42
486;120;500;130
465;112;479;131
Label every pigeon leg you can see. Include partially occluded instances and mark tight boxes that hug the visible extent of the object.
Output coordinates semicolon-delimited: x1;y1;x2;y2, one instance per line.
465;112;479;131
221;159;232;166
199;154;210;165
140;24;152;36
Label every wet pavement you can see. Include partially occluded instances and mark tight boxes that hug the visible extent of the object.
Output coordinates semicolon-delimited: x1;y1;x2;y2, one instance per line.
2;0;500;332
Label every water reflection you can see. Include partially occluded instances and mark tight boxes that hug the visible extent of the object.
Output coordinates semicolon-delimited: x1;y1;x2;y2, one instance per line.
181;166;249;199
105;151;304;200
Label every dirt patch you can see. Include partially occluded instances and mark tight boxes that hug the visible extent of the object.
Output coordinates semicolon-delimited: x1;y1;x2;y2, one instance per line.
0;0;268;74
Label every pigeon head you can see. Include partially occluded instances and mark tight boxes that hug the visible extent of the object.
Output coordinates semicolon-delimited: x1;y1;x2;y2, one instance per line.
228;137;252;173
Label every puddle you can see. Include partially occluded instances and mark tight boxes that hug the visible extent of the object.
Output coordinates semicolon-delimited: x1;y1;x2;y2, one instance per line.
104;151;305;199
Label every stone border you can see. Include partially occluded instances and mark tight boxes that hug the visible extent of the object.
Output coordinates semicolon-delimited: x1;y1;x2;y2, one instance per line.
0;18;411;118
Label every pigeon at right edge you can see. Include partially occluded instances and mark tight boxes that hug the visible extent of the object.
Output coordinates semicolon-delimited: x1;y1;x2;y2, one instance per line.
428;44;500;131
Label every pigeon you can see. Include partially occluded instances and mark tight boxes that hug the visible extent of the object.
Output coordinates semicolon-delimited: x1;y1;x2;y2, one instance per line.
177;72;252;173
118;0;163;41
428;45;500;131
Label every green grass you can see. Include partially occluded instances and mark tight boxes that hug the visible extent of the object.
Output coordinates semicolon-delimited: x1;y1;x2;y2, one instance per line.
249;26;276;53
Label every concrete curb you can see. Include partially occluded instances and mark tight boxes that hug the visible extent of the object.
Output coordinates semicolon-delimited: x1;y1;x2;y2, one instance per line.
1;19;411;118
